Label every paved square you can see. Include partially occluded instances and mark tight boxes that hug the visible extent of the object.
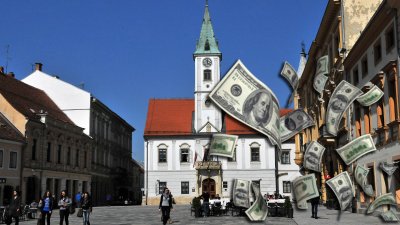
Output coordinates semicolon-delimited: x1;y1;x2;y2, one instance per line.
17;204;393;225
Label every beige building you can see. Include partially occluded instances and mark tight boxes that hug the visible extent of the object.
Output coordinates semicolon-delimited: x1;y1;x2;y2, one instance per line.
0;70;91;204
294;0;381;208
343;0;400;212
0;112;25;205
23;64;138;205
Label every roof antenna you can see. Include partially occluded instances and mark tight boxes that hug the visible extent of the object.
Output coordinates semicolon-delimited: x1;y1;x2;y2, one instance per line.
5;44;11;73
206;0;208;6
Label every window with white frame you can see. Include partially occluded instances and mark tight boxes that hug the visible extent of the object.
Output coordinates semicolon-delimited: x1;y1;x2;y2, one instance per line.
223;181;228;189
180;144;190;163
9;151;17;169
283;181;291;193
181;181;189;194
281;151;290;164
250;142;260;162
158;144;168;163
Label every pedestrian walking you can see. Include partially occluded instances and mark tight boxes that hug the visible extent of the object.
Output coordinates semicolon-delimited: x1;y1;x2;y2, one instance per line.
8;190;21;225
80;192;92;225
159;188;173;225
311;189;321;219
58;190;72;225
39;191;54;225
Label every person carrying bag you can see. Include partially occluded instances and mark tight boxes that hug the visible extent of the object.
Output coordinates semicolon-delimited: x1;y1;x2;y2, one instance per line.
80;192;92;225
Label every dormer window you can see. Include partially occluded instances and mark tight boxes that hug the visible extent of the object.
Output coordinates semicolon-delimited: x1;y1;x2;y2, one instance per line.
204;69;211;81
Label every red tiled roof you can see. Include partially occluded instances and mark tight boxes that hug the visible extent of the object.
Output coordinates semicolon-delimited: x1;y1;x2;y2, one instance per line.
225;108;292;135
0;74;74;125
144;99;194;136
144;98;293;136
0;113;25;142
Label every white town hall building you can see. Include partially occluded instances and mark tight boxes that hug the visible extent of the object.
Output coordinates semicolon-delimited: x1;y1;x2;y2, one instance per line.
143;3;301;205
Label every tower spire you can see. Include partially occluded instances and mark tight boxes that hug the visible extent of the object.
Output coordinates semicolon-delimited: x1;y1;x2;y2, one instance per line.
193;0;221;59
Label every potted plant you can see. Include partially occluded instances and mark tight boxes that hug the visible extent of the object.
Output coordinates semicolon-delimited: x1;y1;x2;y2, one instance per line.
284;196;293;218
192;197;202;217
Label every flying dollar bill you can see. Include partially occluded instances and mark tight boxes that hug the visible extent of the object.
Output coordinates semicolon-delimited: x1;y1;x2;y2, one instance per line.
209;134;238;158
293;174;319;209
280;109;314;142
367;193;397;214
303;141;326;172
280;61;299;90
354;165;375;197
336;134;376;165
356;85;384;106
233;179;251;208
326;80;363;136
245;182;268;221
209;60;281;148
313;55;329;94
379;161;398;176
326;171;354;210
381;210;400;222
316;55;329;75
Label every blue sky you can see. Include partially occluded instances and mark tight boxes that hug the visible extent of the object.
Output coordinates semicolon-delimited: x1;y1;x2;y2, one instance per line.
0;1;327;163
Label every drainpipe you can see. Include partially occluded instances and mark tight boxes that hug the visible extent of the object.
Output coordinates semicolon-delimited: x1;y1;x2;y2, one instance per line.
275;146;279;195
145;139;149;205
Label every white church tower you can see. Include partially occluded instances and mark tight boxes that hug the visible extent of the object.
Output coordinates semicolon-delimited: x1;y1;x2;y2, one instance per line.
193;1;222;133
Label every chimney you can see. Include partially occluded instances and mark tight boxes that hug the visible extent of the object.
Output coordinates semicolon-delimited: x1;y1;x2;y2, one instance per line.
35;63;43;71
7;72;15;78
0;66;4;74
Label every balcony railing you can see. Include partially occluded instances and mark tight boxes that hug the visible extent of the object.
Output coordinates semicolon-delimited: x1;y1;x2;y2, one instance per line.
194;161;222;170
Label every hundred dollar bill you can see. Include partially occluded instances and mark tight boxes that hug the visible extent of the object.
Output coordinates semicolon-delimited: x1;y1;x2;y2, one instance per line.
245;182;268;221
381;210;400;222
367;193;397;214
336;134;376;165
303;141;325;172
326;171;354;210
313;55;329;94
280;61;299;90
233;179;251;208
354;165;374;197
280;109;314;142
316;55;329;75
293;174;319;209
209;134;238;158
379;161;398;176
326;80;363;136
356;85;384;106
209;60;281;148
314;74;329;95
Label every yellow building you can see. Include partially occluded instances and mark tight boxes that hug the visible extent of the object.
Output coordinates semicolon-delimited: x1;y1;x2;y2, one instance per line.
343;0;400;213
294;0;381;208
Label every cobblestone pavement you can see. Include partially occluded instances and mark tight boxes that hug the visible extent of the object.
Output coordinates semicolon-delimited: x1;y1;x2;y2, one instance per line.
17;204;393;225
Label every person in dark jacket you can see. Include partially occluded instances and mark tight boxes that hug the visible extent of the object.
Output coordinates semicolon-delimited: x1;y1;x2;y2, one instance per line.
311;189;322;219
9;190;21;225
159;188;173;225
80;192;92;225
200;191;210;217
39;191;54;225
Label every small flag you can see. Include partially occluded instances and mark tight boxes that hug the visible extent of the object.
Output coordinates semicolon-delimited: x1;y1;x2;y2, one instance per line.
193;152;198;168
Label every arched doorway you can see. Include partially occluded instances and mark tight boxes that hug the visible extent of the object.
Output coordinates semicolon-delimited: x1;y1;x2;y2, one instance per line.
202;178;216;199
